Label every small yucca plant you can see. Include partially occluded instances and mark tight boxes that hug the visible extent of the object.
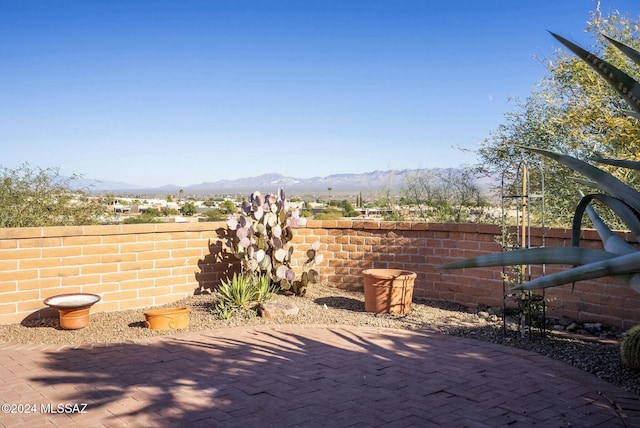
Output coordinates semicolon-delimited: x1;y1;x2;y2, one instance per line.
253;273;278;302
218;273;255;309
213;273;276;319
442;32;640;295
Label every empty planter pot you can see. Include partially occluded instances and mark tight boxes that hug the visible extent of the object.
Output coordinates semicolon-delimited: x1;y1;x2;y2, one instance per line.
144;307;190;330
363;269;417;315
43;293;101;329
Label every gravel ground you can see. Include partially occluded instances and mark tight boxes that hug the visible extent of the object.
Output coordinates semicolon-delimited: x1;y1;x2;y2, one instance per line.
1;283;639;396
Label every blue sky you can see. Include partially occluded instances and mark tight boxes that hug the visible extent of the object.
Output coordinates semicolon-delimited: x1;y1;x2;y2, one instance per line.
1;0;638;187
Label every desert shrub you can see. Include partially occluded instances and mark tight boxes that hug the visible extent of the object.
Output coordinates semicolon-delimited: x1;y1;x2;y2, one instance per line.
213;273;277;319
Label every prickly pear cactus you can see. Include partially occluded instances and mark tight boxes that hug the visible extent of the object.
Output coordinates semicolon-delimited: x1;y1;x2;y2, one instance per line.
621;325;640;371
226;189;321;296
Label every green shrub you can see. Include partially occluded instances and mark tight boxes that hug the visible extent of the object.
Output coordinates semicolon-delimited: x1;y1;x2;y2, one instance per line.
313;210;343;220
204;209;227;221
621;325;640;371
213;273;277;319
123;213;160;224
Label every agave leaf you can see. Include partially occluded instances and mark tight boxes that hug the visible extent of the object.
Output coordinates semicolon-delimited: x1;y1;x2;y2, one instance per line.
443;32;640;297
591;157;640;171
569;177;599;188
440;247;618;269
586;202;636;255
602;34;640;68
521;146;640;213
573;194;640;245
550;32;640;116
513;251;640;291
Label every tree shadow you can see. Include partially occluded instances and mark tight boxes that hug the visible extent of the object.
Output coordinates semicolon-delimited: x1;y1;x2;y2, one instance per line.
26;326;637;426
27;328;436;426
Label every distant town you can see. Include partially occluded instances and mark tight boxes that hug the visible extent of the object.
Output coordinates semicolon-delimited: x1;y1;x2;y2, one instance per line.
88;166;499;225
107;192;397;225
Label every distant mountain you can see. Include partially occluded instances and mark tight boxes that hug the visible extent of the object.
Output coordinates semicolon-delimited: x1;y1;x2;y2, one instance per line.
183;169;421;193
84;168;498;195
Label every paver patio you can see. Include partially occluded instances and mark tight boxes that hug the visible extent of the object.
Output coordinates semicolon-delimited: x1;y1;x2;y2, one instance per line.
0;325;639;427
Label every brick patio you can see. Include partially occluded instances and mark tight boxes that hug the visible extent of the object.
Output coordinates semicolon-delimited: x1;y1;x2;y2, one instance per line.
1;325;639;427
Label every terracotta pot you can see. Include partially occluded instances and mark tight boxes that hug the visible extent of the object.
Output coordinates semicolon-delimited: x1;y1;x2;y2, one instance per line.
144;307;190;330
57;307;92;330
363;269;416;315
43;293;101;330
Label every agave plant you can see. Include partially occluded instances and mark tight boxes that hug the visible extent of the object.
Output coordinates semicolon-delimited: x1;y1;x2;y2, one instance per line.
442;32;640;294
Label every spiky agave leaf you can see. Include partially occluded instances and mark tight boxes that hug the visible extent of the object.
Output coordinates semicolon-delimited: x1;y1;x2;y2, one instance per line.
573;193;640;246
550;32;640;116
570;177;599;188
602;34;640;68
522;146;640;213
591;157;640;170
513;251;640;293
442;32;640;296
440;247;619;270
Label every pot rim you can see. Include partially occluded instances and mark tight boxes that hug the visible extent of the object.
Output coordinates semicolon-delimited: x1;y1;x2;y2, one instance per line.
362;269;416;280
144;307;190;317
44;293;101;309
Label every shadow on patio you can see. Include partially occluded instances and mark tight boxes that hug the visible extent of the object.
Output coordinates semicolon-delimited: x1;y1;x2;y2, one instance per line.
22;325;639;427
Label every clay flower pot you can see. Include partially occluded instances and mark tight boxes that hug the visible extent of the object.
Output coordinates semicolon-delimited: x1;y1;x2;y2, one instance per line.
363;269;416;315
144;307;190;330
43;293;101;330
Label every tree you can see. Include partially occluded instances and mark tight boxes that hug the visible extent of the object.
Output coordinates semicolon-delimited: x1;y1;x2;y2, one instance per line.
477;6;640;227
443;24;640;297
181;201;196;216
220;200;236;214
0;163;109;228
401;168;493;223
328;199;359;217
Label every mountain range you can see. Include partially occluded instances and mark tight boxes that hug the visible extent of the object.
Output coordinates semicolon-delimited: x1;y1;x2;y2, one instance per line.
81;168;496;195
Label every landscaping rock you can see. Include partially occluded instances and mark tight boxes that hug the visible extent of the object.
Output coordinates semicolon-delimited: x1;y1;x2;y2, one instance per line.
258;302;300;319
584;322;602;334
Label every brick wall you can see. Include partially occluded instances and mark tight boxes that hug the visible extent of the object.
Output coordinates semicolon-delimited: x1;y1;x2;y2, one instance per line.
0;222;237;325
1;220;639;329
306;220;640;329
